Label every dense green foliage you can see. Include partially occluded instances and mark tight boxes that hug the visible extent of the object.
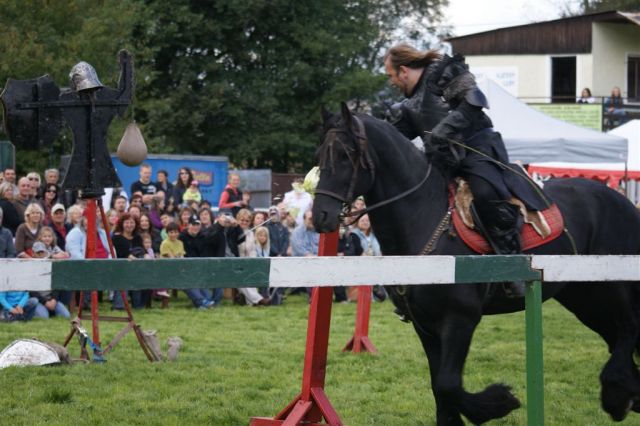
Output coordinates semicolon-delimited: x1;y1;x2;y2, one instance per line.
0;0;448;173
578;0;640;13
0;295;625;425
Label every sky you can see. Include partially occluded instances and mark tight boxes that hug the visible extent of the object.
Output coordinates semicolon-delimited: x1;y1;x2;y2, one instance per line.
445;0;579;37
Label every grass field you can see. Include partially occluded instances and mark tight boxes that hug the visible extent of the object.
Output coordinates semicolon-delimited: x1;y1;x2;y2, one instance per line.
0;291;630;425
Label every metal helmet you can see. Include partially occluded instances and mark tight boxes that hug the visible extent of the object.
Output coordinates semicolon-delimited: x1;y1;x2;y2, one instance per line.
68;61;103;92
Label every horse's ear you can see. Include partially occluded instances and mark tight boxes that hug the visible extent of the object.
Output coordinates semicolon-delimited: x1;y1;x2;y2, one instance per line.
320;105;332;125
340;102;352;128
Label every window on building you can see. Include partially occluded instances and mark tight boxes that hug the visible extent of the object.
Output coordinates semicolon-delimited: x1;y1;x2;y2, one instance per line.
551;56;576;103
628;56;640;103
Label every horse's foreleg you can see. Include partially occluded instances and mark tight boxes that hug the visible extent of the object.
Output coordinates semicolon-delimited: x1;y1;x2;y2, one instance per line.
435;314;520;425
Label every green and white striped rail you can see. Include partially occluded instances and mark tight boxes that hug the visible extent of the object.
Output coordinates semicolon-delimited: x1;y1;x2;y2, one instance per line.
2;254;639;426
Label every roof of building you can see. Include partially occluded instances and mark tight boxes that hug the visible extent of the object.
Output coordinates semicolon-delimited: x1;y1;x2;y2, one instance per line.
446;10;640;55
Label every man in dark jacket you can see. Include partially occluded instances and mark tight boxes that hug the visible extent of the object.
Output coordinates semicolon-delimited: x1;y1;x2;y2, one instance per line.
384;44;547;297
178;216;214;308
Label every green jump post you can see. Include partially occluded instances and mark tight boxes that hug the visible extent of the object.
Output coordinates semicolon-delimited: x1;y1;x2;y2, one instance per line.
525;279;544;425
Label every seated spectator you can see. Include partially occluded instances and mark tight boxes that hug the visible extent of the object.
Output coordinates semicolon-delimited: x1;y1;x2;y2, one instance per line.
291;210;318;257
112;194;128;216
30;242;71;319
0;207;16;258
334;225;363;303
0;291;38;322
139;212;162;253
66;204;84;227
159;212;174;240
111;213;147;309
183;180;202;204
198;207;213;230
12;177;33;219
50;203;72;250
576;87;595;104
106;208;120;234
252;211;268;228
177;206;193;231
15;203;45;258
266;205;290;257
0;182;21;235
236;209;269;306
148;195;165;230
604;86;628;127
179;216;215;309
35;226;70;259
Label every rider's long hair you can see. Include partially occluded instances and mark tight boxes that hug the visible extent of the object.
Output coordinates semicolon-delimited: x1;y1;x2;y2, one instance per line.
384;44;442;71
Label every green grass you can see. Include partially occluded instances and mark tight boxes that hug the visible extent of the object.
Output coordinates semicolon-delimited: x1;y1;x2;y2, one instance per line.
0;293;628;425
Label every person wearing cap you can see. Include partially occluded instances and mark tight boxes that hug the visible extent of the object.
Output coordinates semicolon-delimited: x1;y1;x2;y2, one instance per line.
29;241;71;319
179;216;216;309
182;179;202;204
49;203;71;251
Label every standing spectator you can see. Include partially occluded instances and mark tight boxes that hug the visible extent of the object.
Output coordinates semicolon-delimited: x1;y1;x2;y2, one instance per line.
576;87;595;104
173;167;194;207
26;172;41;199
15;203;45;258
111;213;147;309
40;183;60;225
112;195;128;216
266;205;290;257
0;181;21;235
155;169;173;196
179;216;215;309
183;180;202;204
130;163;157;207
0;207;16;258
218;172;246;217
12;177;33;219
43;168;60;186
3;167;16;187
283;178;313;226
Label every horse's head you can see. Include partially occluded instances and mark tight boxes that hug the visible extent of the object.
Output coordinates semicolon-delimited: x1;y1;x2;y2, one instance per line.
313;103;375;233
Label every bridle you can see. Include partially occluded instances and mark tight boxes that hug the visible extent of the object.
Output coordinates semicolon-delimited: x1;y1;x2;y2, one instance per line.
315;114;432;225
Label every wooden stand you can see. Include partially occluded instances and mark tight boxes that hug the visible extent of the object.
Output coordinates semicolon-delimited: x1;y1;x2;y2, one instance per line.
342;286;377;354
251;231;343;426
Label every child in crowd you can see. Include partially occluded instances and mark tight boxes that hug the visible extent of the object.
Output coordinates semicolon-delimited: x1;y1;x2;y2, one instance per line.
36;226;70;259
141;234;155;259
255;226;271;257
183;180;202;204
0;291;38;322
156;222;185;300
28;242;72;319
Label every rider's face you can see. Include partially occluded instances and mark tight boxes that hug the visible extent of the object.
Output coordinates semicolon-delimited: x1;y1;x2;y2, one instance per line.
384;59;409;96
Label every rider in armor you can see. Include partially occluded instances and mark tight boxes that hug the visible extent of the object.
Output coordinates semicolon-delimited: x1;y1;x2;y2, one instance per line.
384;44;546;297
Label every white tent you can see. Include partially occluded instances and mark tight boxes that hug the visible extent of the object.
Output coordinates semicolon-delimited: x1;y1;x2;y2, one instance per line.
478;78;628;164
528;120;640;196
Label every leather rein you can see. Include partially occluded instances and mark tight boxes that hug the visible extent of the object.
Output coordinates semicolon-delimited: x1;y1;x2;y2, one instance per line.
314;115;432;225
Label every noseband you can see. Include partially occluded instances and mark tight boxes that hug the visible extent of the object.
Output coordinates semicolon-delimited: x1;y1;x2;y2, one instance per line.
315;115;432;224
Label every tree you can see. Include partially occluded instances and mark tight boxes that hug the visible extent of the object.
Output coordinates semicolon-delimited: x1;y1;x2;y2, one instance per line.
134;0;448;172
0;0;145;174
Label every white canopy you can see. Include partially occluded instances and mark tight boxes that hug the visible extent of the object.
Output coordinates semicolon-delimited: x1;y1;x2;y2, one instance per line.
478;78;628;164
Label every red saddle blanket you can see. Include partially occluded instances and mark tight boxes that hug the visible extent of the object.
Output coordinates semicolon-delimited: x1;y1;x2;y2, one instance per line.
451;202;565;254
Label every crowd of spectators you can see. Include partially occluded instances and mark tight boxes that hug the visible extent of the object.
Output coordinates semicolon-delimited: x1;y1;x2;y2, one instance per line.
0;164;386;322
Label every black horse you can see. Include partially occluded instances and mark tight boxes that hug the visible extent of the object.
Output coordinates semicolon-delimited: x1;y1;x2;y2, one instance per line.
312;104;640;425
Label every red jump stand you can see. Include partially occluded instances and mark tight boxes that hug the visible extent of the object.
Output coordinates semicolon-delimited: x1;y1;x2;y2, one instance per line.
251;231;343;426
342;286;377;354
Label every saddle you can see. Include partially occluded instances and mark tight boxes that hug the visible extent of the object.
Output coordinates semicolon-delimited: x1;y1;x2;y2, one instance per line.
450;178;564;254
